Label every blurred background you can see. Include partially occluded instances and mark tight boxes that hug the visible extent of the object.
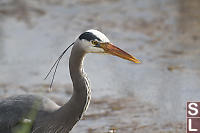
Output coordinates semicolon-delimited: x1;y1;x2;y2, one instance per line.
0;0;200;132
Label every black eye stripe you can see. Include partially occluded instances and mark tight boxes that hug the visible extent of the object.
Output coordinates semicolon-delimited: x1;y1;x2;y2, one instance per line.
79;32;101;41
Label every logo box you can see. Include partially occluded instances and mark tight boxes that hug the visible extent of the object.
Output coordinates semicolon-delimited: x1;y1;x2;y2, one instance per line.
187;102;200;133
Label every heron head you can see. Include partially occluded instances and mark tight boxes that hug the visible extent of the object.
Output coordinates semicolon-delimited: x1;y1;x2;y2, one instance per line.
77;29;141;63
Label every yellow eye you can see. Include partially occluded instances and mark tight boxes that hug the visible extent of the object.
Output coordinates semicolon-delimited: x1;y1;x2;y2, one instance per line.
91;40;98;45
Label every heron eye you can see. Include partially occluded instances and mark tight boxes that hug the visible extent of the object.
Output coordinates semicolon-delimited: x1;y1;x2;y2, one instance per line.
91;40;98;45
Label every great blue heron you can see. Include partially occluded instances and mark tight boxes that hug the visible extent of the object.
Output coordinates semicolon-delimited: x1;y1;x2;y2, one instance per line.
0;29;141;133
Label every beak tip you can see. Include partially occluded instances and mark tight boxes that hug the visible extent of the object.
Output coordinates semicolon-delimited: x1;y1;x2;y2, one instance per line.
131;58;141;64
134;60;142;64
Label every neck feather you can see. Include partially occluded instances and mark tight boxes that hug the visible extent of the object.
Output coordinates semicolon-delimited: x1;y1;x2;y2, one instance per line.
69;44;91;115
52;43;91;131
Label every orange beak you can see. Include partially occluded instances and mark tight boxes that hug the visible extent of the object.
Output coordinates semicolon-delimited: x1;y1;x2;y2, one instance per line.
100;42;141;63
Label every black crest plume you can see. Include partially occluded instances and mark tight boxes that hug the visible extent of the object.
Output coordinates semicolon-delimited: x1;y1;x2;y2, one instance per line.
44;42;74;90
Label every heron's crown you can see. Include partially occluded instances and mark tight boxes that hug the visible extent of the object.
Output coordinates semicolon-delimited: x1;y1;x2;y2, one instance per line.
79;29;110;42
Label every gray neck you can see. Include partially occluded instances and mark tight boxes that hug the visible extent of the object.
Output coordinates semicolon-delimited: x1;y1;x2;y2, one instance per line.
68;44;91;116
52;43;91;131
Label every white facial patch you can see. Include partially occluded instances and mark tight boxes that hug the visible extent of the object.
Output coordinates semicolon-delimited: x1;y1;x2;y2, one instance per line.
76;29;110;53
78;39;104;53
